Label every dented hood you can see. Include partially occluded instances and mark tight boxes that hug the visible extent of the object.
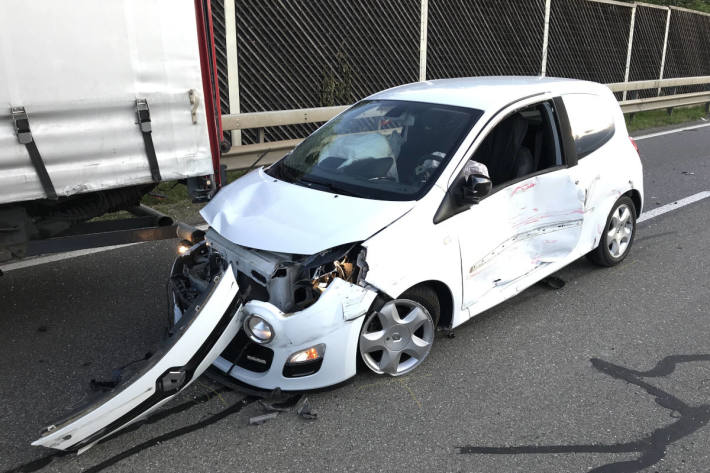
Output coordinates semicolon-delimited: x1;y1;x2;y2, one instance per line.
201;168;415;255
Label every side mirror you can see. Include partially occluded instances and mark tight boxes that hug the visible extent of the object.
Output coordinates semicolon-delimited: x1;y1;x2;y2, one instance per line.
460;175;492;204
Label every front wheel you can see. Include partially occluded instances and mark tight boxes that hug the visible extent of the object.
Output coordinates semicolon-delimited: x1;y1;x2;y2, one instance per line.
359;298;435;376
587;195;637;267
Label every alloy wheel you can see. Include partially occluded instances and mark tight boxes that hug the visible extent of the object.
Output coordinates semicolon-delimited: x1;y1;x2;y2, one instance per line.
359;299;435;376
606;203;634;258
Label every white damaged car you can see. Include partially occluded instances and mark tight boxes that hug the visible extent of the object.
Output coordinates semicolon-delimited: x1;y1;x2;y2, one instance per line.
33;77;643;450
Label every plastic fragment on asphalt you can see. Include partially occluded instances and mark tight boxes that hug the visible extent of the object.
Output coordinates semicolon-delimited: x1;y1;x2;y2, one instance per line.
258;394;317;420
257;399;293;413
249;412;279;425
295;396;317;420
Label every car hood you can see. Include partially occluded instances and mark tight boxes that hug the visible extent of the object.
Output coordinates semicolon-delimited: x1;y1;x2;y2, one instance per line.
200;168;415;255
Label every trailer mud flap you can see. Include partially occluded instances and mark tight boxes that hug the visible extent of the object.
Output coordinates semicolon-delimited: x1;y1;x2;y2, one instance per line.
32;265;242;452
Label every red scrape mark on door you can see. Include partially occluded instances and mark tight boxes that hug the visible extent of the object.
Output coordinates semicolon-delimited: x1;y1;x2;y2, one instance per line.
511;182;535;196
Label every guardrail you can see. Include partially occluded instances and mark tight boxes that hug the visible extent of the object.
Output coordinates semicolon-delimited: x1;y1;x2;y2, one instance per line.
221;75;710;170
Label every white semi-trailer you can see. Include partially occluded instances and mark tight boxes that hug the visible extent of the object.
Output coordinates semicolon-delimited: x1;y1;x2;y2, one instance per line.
0;0;225;263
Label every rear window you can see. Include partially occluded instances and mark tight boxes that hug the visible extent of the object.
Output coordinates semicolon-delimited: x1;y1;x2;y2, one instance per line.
562;93;615;159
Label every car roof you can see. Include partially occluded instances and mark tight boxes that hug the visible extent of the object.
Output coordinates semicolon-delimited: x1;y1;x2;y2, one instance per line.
366;76;611;112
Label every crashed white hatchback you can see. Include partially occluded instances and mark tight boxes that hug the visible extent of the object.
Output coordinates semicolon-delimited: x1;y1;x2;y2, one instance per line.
34;77;643;450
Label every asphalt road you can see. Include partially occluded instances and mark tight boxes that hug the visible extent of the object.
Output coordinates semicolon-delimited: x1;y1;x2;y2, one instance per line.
1;121;709;473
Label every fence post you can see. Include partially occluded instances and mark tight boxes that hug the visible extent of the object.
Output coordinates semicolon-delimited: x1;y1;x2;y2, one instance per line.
540;0;552;76
658;7;671;96
622;4;637;101
225;0;241;145
419;0;429;81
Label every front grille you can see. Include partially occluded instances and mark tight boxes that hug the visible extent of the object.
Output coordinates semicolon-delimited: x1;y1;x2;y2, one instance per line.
220;329;274;373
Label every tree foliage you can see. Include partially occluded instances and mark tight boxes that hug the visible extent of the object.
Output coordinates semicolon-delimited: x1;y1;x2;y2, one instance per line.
620;0;710;14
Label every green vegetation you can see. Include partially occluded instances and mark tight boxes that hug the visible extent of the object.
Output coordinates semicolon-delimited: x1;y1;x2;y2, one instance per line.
619;0;710;13
320;49;353;107
625;104;709;132
140;169;245;223
95;169;244;224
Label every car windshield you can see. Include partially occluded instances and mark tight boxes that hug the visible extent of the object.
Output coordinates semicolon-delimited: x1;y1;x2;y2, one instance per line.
266;100;482;201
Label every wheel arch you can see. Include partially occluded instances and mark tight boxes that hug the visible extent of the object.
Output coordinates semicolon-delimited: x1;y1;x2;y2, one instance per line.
625;188;642;217
398;280;455;329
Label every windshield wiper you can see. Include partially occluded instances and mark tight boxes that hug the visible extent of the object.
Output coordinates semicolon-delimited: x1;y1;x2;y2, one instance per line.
295;176;362;198
266;160;296;183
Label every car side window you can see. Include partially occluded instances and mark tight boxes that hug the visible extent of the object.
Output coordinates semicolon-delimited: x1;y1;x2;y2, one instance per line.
562;93;615;159
468;101;563;188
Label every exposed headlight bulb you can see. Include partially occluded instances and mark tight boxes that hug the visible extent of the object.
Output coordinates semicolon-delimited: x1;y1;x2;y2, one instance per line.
177;239;192;255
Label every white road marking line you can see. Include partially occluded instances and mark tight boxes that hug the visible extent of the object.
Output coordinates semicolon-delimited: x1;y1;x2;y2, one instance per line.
0;224;209;272
634;122;710;141
0;244;138;272
637;191;710;223
2;193;709;273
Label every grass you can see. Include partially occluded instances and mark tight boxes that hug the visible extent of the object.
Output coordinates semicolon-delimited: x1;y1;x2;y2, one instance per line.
94;169;245;224
618;0;710;14
625;104;709;132
140;169;245;223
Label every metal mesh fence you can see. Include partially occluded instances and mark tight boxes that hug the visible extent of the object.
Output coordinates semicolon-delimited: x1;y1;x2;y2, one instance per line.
663;8;710;94
210;0;710;145
426;0;546;79
628;5;668;98
234;0;420;144
547;0;632;84
211;0;231;146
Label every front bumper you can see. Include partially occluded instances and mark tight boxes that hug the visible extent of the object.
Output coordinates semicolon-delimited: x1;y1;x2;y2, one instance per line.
213;278;376;390
172;252;378;390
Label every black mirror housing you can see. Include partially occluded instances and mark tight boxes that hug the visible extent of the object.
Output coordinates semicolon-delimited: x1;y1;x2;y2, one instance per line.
460;175;492;204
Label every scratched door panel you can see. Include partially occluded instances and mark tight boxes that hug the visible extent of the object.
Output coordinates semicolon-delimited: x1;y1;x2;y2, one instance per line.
459;171;584;309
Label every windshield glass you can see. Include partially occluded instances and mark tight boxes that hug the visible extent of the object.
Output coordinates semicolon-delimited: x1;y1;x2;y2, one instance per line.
266;100;482;201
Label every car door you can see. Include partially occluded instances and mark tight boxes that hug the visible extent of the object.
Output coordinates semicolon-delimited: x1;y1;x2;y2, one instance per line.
32;265;242;452
451;99;585;311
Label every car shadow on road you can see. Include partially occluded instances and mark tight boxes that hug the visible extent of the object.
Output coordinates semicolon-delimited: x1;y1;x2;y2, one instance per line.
456;354;710;472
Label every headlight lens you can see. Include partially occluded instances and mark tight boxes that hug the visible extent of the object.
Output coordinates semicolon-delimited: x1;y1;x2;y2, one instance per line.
243;315;274;344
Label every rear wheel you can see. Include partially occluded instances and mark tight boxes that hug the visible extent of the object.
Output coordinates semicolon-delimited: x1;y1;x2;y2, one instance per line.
359;287;438;376
587;196;637;267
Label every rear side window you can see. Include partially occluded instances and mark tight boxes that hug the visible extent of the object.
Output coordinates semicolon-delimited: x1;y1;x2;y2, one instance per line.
562;93;615;159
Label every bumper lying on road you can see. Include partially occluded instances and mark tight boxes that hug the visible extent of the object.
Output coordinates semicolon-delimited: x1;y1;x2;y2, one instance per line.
34;265;243;451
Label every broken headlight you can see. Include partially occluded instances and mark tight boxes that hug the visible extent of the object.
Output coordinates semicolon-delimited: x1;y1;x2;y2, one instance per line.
291;243;368;310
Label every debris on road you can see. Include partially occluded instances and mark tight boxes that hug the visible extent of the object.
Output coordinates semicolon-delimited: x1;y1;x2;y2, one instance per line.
251;394;318;424
249;412;279;425
295;396;317;421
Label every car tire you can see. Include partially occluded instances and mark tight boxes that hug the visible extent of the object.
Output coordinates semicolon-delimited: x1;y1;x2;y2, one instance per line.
400;286;440;327
587;195;637;267
358;286;439;376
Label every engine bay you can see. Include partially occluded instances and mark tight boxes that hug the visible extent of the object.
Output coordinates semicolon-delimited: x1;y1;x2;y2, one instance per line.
170;228;368;315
